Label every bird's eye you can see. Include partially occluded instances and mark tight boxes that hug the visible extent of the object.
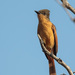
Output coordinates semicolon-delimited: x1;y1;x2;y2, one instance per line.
43;12;46;15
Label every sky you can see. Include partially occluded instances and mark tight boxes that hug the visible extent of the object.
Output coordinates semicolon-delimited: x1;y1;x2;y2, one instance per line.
0;0;75;75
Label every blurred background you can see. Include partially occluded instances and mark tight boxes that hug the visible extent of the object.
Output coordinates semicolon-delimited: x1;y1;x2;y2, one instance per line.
0;0;75;75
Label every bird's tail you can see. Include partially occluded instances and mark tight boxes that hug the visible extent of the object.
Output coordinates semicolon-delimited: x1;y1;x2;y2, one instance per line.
48;57;56;75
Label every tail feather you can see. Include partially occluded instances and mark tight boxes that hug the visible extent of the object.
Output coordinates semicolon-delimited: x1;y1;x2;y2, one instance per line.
44;47;56;75
49;58;56;75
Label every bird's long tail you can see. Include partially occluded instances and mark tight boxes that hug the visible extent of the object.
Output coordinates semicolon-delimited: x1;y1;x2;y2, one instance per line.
48;57;56;75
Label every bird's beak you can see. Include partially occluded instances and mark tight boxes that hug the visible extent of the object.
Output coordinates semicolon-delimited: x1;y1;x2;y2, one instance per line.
35;11;40;14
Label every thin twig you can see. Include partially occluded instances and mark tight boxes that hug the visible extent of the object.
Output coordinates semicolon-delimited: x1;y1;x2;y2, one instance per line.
38;34;73;75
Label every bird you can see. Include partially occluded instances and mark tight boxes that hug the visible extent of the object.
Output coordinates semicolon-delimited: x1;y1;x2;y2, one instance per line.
35;9;58;75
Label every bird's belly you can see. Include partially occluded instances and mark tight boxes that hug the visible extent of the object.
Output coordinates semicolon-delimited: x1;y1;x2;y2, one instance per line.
40;28;54;49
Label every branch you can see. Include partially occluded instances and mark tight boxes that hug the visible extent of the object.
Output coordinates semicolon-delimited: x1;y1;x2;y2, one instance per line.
61;74;66;75
73;71;75;74
61;0;75;14
38;34;73;75
55;0;75;23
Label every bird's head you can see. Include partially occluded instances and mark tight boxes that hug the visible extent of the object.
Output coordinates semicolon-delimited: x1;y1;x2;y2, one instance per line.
35;9;50;20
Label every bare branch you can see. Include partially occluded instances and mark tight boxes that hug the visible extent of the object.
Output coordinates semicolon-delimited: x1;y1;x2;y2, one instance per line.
61;73;66;75
64;8;75;22
55;0;75;23
38;34;73;75
61;0;75;14
73;71;75;74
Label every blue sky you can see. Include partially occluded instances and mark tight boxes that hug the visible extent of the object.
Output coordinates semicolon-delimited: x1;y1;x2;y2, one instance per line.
0;0;75;75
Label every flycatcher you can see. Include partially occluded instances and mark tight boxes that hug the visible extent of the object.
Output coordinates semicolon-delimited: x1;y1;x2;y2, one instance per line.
35;9;58;75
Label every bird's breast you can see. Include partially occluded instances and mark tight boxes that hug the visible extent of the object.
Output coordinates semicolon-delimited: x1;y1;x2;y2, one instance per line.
38;22;54;49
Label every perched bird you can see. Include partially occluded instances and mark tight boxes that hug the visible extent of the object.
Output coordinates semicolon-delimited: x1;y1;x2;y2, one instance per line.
35;9;58;75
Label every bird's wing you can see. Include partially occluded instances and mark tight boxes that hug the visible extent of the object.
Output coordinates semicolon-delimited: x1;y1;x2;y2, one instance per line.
52;24;58;55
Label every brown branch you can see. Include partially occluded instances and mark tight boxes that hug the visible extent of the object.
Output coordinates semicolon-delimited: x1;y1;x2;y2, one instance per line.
38;34;73;75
